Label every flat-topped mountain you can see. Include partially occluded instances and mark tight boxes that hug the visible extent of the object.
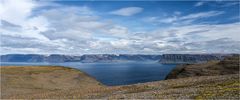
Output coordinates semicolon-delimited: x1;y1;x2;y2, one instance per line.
159;54;231;64
0;54;161;63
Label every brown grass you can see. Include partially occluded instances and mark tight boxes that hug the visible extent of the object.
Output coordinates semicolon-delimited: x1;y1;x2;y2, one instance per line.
1;66;239;99
1;66;103;99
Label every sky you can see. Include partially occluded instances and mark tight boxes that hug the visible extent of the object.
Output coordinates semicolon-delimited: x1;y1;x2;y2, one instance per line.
0;0;240;54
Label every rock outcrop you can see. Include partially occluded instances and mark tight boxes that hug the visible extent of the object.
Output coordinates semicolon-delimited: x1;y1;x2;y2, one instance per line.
165;54;239;79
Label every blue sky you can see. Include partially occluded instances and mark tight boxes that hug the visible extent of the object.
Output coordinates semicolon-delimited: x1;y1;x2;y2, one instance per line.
0;0;240;54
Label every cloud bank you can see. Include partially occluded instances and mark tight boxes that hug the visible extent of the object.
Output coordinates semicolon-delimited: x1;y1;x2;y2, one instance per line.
0;0;239;54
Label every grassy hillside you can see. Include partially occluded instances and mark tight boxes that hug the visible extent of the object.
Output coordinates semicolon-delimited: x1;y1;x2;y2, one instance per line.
1;66;239;99
1;66;103;99
166;55;239;79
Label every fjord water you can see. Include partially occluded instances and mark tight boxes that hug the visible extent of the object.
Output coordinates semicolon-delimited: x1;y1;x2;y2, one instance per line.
1;62;176;86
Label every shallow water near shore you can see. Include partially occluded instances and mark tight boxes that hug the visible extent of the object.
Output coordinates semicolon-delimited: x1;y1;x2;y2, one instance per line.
1;62;176;86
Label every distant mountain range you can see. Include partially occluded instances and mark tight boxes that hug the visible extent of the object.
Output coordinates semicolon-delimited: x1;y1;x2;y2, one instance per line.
0;54;161;63
0;54;234;63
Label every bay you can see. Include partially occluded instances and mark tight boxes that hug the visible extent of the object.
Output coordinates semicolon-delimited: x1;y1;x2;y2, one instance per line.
1;62;176;86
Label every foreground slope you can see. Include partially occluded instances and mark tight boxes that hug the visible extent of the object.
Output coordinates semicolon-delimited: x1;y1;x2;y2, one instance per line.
1;66;239;99
0;66;103;98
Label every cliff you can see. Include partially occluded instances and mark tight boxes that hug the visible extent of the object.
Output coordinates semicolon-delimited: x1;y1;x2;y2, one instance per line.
165;54;239;79
159;54;229;64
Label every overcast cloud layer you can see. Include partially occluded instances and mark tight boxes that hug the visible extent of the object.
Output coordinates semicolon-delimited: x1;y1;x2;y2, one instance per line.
0;0;239;54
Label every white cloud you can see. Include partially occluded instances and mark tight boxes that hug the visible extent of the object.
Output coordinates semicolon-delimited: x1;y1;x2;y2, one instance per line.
0;0;36;25
153;22;240;41
184;38;240;53
0;0;50;41
153;23;240;53
159;16;178;24
110;39;130;49
145;11;224;24
194;2;205;7
107;25;129;37
180;11;224;20
123;22;240;54
221;2;239;7
110;7;143;16
1;20;22;31
0;0;134;54
144;16;178;24
38;5;131;41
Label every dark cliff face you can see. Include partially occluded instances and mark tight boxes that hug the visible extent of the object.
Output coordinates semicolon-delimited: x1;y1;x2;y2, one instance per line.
80;54;115;63
218;54;240;71
46;54;77;62
159;54;229;64
0;54;161;63
165;54;240;80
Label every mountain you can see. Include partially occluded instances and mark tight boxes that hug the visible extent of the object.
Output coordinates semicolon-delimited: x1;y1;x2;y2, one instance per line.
165;54;239;79
0;54;46;62
1;54;232;63
159;54;230;64
0;54;161;63
80;54;162;63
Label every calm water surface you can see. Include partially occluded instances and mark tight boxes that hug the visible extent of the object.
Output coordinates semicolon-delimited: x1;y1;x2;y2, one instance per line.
1;62;176;86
